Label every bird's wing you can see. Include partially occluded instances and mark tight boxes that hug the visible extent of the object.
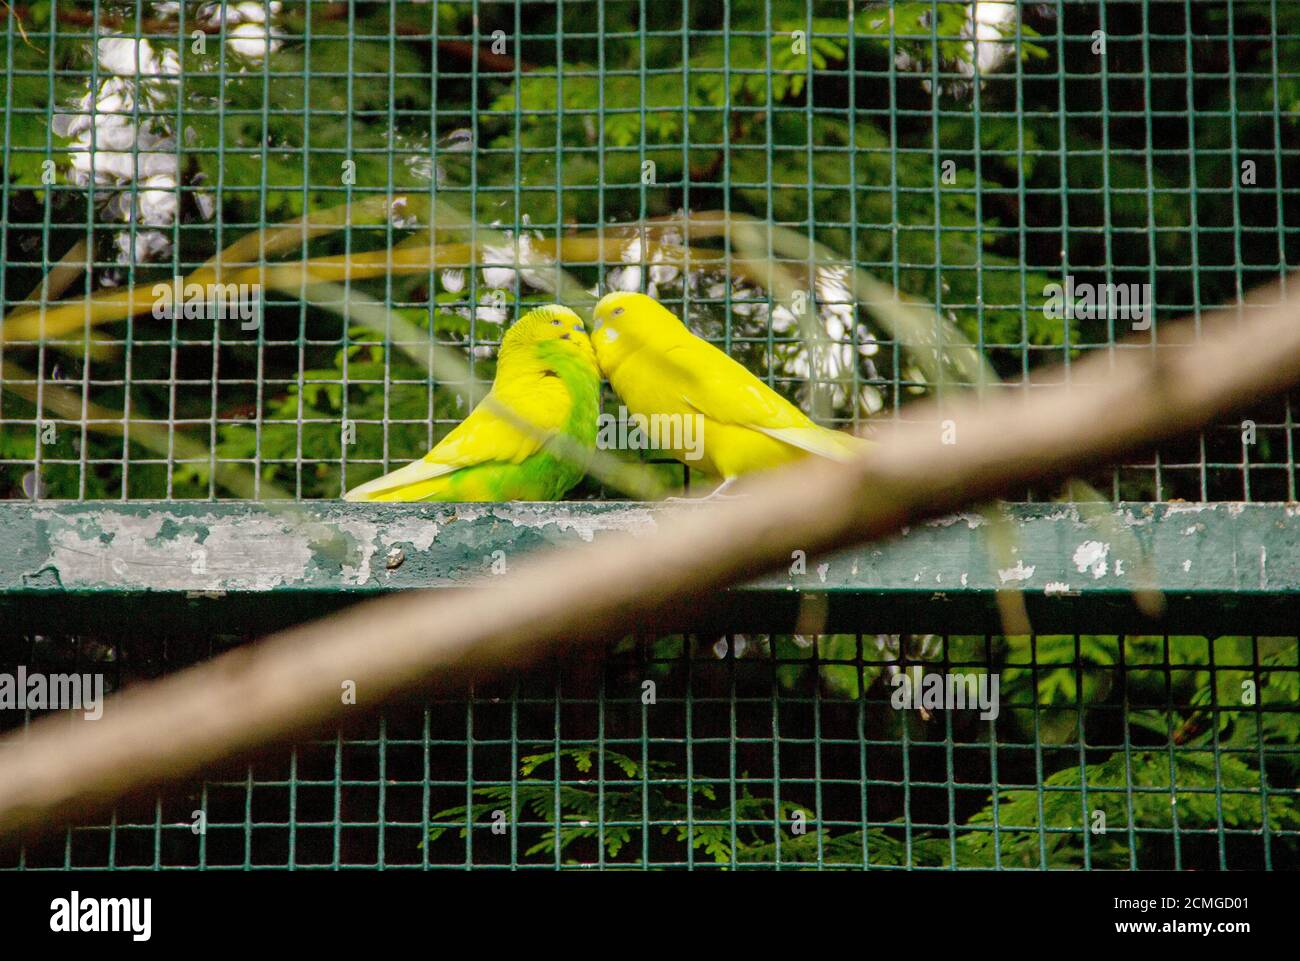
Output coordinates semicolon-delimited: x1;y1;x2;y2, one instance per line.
669;339;868;462
343;376;568;501
433;376;569;469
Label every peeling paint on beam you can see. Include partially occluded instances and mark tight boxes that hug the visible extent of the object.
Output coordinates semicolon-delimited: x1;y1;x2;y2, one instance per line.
1;501;1298;634
18;502;659;592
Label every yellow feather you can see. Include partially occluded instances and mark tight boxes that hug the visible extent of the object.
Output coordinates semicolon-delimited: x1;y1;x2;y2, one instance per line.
590;292;871;480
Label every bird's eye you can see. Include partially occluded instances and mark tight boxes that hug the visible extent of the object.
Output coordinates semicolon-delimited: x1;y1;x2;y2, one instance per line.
612;307;625;317
551;319;561;326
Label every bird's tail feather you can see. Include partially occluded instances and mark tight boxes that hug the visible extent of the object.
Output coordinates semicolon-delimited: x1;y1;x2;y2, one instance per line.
343;457;456;502
756;424;873;463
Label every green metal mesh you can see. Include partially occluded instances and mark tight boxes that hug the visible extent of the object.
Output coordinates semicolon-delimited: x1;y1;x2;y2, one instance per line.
2;632;1296;869
1;0;1298;869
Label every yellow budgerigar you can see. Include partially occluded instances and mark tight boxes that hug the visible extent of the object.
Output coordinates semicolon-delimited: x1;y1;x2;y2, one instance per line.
589;291;870;492
343;304;600;502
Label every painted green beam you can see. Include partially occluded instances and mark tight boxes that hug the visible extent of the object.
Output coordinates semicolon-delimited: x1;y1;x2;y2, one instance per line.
0;501;1297;635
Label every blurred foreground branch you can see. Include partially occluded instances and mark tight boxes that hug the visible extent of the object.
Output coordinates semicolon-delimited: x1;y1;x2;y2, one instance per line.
2;277;1300;843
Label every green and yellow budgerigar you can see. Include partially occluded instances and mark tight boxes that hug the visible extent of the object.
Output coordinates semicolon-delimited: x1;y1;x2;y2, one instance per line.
590;291;870;490
344;304;600;502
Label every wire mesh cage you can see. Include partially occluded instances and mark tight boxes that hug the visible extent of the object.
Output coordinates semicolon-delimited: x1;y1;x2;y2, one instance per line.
3;630;1296;869
1;0;1298;870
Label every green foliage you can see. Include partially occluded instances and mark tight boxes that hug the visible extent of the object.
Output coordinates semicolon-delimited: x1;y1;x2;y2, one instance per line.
427;737;1298;868
427;748;724;863
428;747;950;867
956;749;1299;869
184;42;436;218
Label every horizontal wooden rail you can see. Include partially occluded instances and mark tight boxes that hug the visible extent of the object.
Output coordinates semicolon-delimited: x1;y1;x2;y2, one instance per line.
2;500;1297;634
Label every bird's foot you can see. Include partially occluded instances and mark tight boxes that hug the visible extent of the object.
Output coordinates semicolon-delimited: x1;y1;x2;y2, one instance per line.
665;478;746;502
